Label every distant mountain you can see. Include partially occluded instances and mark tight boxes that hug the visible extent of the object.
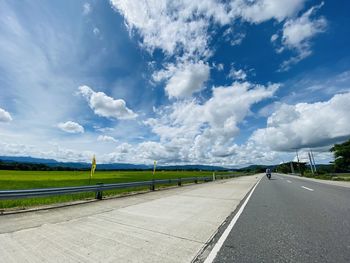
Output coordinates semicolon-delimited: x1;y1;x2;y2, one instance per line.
0;156;229;171
157;165;229;171
0;156;58;164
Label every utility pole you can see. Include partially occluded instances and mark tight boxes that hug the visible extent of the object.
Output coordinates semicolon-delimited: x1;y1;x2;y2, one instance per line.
294;148;301;176
295;149;300;163
308;152;314;175
290;162;295;174
311;150;317;174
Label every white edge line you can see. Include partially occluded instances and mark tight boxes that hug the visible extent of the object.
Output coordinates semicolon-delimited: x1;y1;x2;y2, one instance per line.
301;186;314;191
204;176;262;263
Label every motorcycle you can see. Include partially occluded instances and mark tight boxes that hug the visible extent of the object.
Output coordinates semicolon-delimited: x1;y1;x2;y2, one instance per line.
266;170;271;179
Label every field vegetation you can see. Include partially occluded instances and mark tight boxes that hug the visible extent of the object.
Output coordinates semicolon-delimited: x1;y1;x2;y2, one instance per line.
0;170;245;210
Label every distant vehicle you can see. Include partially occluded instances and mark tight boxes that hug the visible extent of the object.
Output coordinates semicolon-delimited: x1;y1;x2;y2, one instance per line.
266;168;271;179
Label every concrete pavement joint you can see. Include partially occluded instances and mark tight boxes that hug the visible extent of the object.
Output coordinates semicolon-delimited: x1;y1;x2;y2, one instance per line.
95;215;205;245
182;194;244;201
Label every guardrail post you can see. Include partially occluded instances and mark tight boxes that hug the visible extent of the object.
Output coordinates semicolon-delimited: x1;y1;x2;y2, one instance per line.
178;178;182;186
95;183;103;200
150;180;155;191
195;178;198;184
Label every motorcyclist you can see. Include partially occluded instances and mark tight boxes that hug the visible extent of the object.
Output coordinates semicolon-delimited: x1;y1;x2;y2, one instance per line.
266;168;271;179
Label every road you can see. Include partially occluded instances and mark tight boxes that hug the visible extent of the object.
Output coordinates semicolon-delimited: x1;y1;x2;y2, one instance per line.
207;174;350;263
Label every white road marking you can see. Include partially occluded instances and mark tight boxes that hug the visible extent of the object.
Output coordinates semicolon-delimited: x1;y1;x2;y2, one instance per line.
301;186;314;191
287;180;292;183
204;176;262;263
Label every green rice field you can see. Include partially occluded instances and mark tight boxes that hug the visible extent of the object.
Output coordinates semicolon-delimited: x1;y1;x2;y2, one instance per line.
0;170;245;210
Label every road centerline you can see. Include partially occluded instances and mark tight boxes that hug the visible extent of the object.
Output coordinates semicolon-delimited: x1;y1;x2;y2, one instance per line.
301;186;314;191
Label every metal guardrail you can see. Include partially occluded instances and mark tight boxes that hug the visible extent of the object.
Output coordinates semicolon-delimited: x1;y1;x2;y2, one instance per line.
0;174;239;200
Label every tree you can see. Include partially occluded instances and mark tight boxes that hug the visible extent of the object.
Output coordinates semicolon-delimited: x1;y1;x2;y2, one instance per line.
330;139;350;172
275;162;306;175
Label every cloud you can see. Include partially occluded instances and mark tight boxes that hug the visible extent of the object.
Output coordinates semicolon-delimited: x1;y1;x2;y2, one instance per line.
277;3;327;71
112;0;311;97
110;0;233;58
0;141;94;162
251;92;350;151
0;1;109;139
0;108;12;122
58;121;84;134
238;0;305;23
270;34;278;42
282;3;326;49
230;32;246;46
97;135;118;143
111;0;307;58
83;3;92;15
0;79;280;166
228;66;247;81
78;85;138;120
144;81;279;163
223;28;246;46
212;63;224;71
93;27;100;36
153;61;210;98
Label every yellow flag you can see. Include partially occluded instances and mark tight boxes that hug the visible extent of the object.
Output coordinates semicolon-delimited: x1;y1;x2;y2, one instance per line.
153;160;157;175
91;155;96;177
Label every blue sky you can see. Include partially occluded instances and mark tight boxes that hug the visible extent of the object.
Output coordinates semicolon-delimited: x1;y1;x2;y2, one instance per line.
0;0;349;166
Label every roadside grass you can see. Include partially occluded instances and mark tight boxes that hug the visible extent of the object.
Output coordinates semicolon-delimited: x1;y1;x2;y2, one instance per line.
302;172;350;181
0;170;247;210
331;173;350;181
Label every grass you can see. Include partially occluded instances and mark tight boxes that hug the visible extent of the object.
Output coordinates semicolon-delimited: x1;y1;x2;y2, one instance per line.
330;173;350;181
0;170;244;210
302;172;350;181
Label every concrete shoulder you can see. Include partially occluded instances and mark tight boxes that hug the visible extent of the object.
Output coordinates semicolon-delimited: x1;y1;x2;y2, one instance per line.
0;175;261;263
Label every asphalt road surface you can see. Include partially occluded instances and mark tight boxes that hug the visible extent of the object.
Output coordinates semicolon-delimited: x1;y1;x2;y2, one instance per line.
210;174;350;263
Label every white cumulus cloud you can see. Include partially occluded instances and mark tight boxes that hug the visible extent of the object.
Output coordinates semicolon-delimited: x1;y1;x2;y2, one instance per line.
78;85;137;120
0;108;12;122
111;0;307;58
154;61;210;98
144;81;279;162
238;0;305;23
58;121;84;134
112;0;310;94
97;135;118;143
277;3;327;71
110;0;232;57
251;92;350;151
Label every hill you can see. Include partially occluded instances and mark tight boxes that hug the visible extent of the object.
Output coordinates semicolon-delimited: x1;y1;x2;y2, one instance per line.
0;156;229;171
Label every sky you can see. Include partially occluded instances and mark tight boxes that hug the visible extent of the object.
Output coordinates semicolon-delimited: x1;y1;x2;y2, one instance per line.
0;0;350;167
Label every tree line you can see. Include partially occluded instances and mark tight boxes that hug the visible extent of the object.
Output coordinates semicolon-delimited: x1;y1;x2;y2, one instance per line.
0;160;82;171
